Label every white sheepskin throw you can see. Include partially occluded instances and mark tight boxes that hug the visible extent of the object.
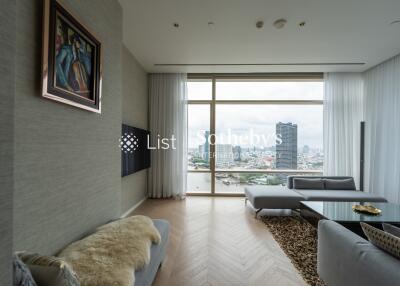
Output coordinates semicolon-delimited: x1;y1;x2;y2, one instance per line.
58;215;161;286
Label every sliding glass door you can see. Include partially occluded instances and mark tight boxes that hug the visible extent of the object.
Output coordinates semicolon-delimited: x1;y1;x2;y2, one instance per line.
187;76;324;195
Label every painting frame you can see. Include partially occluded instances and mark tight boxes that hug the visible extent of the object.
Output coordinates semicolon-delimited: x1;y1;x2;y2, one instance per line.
42;0;102;113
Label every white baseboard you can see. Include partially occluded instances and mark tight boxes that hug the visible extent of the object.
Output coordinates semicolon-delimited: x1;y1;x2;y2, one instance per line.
120;197;147;218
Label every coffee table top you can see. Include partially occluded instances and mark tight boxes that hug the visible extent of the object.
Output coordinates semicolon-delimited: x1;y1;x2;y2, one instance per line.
301;201;400;224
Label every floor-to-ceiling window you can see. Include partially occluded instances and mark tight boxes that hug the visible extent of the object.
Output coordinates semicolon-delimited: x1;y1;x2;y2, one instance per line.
187;75;324;195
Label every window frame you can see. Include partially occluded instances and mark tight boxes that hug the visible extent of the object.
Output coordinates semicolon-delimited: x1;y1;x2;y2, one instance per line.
187;73;324;196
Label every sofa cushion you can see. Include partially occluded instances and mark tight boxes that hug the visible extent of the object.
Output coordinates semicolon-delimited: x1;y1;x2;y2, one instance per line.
295;190;387;203
28;265;74;286
383;223;400;238
361;222;400;259
318;220;400;286
245;186;304;209
293;178;324;190
324;178;356;190
18;252;79;286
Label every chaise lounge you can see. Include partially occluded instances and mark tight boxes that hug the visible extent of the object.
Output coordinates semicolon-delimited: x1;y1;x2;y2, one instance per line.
245;176;387;217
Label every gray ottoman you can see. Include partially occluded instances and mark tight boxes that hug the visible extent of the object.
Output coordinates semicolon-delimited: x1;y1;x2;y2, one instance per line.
245;186;304;217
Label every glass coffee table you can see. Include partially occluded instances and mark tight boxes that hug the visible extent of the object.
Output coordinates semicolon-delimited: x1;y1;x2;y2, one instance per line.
300;201;400;238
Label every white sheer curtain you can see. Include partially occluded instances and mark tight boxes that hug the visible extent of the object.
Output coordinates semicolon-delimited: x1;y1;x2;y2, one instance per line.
364;55;400;203
148;74;188;199
323;73;364;189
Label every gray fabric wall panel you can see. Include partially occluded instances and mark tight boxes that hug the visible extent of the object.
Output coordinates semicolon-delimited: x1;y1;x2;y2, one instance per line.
14;0;123;254
121;45;149;213
0;1;15;284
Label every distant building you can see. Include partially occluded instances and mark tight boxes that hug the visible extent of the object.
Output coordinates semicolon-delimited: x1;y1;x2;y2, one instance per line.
199;131;210;162
276;122;297;169
302;145;310;154
198;144;206;160
215;144;233;167
233;146;241;161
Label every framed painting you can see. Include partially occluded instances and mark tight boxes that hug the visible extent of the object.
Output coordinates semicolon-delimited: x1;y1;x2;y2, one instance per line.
42;0;102;113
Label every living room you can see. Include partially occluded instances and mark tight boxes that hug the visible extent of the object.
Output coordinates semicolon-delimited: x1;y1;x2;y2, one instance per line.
1;0;400;286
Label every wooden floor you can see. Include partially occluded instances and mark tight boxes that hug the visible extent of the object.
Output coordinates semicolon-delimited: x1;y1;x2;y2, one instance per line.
132;197;307;286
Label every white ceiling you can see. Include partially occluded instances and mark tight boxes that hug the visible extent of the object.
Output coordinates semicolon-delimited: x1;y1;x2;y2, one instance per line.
119;0;400;73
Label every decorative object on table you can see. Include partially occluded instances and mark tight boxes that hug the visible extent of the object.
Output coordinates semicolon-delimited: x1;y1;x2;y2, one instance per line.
42;0;102;113
261;216;326;286
352;204;382;215
361;222;400;259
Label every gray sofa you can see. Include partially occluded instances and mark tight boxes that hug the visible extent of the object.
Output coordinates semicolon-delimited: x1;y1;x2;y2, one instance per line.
318;220;400;286
135;219;169;286
245;176;387;217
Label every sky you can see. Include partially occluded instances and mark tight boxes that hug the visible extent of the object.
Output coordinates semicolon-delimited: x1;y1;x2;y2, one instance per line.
188;81;324;149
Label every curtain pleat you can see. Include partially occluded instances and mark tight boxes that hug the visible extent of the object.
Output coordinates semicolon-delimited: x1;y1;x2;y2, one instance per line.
323;73;364;188
364;55;400;203
148;74;188;199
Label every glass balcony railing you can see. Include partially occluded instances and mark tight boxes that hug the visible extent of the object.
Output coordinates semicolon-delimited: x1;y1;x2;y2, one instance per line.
187;169;323;194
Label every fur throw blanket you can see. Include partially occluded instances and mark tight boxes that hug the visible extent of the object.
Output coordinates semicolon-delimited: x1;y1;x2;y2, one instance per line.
58;215;161;286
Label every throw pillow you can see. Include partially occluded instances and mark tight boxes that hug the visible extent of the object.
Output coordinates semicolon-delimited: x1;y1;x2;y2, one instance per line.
293;178;324;190
361;222;400;259
383;223;400;238
13;254;37;286
28;264;74;286
324;178;356;190
18;252;80;286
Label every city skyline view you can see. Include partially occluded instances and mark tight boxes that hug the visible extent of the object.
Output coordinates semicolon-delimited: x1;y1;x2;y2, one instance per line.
188;81;324;150
189;124;323;171
188;105;323;150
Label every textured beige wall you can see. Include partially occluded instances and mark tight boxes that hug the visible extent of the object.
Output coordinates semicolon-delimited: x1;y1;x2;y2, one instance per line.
0;0;15;284
121;45;149;214
13;0;123;254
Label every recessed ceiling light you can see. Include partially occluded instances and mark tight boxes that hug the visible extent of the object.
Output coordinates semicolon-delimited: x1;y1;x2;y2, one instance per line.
173;22;180;28
256;21;264;29
273;19;287;29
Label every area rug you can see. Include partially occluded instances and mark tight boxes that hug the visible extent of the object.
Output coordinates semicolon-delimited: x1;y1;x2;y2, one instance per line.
260;215;326;286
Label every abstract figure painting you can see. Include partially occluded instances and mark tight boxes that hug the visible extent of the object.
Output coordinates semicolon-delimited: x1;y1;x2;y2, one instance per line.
55;18;93;97
42;0;102;113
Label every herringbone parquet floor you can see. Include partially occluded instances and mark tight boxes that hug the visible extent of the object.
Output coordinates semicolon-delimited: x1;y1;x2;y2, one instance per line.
131;197;307;286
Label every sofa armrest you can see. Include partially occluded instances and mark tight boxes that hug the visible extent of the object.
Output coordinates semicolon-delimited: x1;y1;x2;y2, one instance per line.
318;220;400;286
